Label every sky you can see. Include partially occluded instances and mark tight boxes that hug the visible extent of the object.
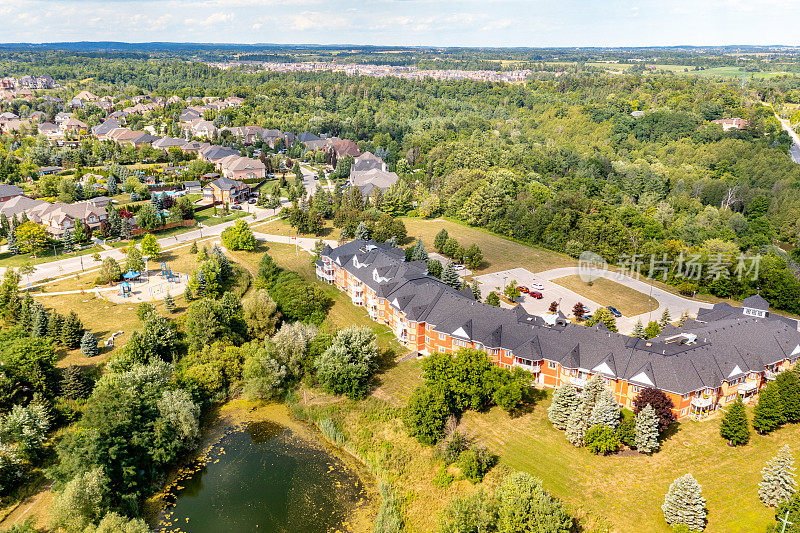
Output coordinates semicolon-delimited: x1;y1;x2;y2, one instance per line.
0;0;799;48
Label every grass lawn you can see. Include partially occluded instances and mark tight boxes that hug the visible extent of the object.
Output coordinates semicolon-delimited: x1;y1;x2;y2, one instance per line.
400;217;575;275
0;243;116;269
251;217;339;240
460;392;792;533
196;210;250;226
551;274;658;317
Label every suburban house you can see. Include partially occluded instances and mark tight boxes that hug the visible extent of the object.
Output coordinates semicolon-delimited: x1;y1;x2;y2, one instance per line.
318;240;800;422
200;145;239;164
350;168;400;196
60;117;88;133
712;117;750;131
91;118;122;139
352;151;387;173
0;196;108;237
182;181;202;194
152;137;188;150
217;155;266;181
202;176;250;205
0;184;24;203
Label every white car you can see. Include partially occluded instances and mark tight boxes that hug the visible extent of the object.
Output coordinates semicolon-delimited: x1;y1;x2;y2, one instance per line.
531;282;544;291
453;264;466;271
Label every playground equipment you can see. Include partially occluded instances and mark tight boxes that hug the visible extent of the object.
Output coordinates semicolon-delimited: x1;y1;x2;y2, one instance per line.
160;263;179;283
119;282;131;298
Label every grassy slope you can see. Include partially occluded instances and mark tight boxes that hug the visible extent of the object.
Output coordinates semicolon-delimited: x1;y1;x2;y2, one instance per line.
552;274;659;317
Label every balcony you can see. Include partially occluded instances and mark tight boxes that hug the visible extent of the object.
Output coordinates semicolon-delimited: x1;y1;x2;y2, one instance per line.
691;396;714;408
569;376;588;388
765;370;778;381
738;381;759;394
513;360;541;373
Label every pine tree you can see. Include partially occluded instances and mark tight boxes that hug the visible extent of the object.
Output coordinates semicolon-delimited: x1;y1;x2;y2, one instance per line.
776;371;800;423
61;311;84;349
354;221;370;240
659;308;672;329
677;311;689;327
433;228;449;252
441;262;461;290
590;389;621;429
80;331;98;358
0;213;8;238
7;225;18;256
635;404;661;454
566;400;592;446
19;293;33;332
470;280;481;301
409;239;428;262
753;383;785;434
632;319;646;339
60;364;90;400
61;229;74;253
759;445;797;507
106;173;118;195
189;241;198;254
720;397;750;446
548;384;580;430
662;474;707;531
164;292;175;313
47;311;64;343
31;304;48;338
107;207;122;236
195;269;207;296
582;375;606;409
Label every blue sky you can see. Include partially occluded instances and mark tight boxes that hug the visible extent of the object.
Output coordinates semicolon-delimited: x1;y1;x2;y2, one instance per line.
0;0;798;47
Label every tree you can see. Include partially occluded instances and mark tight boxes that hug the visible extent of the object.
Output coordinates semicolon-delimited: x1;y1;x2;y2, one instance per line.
659;308;672;329
469;280;481;301
760;445;798;508
720;397;750;446
572;302;586;320
221;219;257;251
6;224;19;256
140;232;160;258
633;387;675;433
632;319;646;338
584;425;620;455
125;245;145;273
189;241;198;254
242;350;287;400
106;173;118;195
409;238;428;262
503;280;520;301
662;474;707;531
645;320;661;338
403;385;450;445
635;404;660;454
164;292;175;313
441;261;461;289
616;416;636;447
60;365;90;400
135;203;159;230
61;311;85;349
314;327;378;399
15;222;46;256
754;383;785;434
458;445;495;483
565;400;592;446
463;243;483;269
548;384;580;430
433;228;449;252
548;301;559;313
61;228;75;253
80;331;98;358
354;221;370;240
486;291;500;306
585;307;617;332
243;289;281;340
590;389;621;429
498;472;573;533
50;468;110;533
776;371;800;423
99;257;121;284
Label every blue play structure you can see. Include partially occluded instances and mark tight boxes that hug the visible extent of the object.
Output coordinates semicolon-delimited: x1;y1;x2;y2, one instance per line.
123;270;141;282
119;282;131;298
160;263;178;282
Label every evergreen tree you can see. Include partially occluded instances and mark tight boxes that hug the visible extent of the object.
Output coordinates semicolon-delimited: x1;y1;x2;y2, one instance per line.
548;384;580;430
31;304;48;338
19;292;33;332
632;319;646;339
635;404;660;454
107;207;122;237
409;239;428;262
776;371;800;423
661;474;707;531
61;229;74;253
354;221;370;240
565;400;592;446
581;375;606;408
441;262;461;290
195;269;207;296
164;293;175;313
485;292;500;306
106;173;118;195
753;383;785;434
433;228;449;252
470;280;481;301
80;331;98;358
189;241;198;254
60;365;89;400
759;445;798;508
659;308;672;329
590;389;621;429
0;213;8;238
61;311;85;349
47;311;64;343
677;311;689;327
720;397;750;446
7;225;19;256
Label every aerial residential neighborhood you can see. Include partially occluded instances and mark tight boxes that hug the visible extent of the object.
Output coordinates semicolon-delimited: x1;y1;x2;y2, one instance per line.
0;4;799;533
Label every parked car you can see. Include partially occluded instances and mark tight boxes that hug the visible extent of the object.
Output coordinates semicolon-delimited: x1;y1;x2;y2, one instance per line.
248;198;256;204
584;314;594;322
606;306;622;317
529;291;543;299
453;264;466;271
531;283;544;291
517;285;529;294
231;205;242;210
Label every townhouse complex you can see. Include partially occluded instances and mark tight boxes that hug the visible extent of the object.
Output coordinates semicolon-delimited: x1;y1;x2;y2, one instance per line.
318;239;800;421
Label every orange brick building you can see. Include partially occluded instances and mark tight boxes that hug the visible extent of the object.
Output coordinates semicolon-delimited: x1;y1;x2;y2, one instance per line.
318;240;800;421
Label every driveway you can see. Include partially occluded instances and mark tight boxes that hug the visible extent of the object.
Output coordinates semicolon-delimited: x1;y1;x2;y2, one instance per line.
474;267;713;334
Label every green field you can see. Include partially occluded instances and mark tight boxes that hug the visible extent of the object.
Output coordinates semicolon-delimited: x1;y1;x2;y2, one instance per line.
583;62;796;79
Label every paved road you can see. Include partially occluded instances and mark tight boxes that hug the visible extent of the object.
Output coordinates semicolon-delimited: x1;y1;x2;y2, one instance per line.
474;266;713;334
778;116;800;164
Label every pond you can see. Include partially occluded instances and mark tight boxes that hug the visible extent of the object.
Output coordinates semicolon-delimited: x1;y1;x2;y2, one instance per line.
155;419;372;533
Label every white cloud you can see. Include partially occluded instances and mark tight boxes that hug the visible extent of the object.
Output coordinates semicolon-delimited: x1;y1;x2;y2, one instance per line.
185;11;234;26
287;11;347;31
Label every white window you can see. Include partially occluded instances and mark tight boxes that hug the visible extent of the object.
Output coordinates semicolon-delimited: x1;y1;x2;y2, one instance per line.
454;339;468;348
681;408;688;416
548;361;557;369
438;346;445;353
631;385;642;394
438;332;446;340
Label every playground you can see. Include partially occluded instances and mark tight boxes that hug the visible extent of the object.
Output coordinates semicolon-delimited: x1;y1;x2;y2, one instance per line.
106;263;188;304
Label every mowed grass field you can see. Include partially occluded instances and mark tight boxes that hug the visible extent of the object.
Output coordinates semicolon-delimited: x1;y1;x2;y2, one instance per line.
400;217;575;274
251;217;340;239
551;274;658;317
460;392;792;533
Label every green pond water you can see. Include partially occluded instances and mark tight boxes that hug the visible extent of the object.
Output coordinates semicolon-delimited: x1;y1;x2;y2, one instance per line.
157;420;369;533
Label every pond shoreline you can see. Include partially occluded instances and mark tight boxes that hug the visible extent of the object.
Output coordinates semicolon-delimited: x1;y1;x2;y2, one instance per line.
144;399;379;532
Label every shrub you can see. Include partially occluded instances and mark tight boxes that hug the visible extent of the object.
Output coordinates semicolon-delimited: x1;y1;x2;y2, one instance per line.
404;385;450;446
458;445;496;484
584;425;620;455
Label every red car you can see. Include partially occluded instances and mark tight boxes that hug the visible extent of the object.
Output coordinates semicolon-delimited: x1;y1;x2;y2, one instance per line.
517;285;529;294
529;291;543;299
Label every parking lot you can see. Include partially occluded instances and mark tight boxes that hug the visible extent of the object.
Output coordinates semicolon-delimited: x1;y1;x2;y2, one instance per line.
473;267;603;319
